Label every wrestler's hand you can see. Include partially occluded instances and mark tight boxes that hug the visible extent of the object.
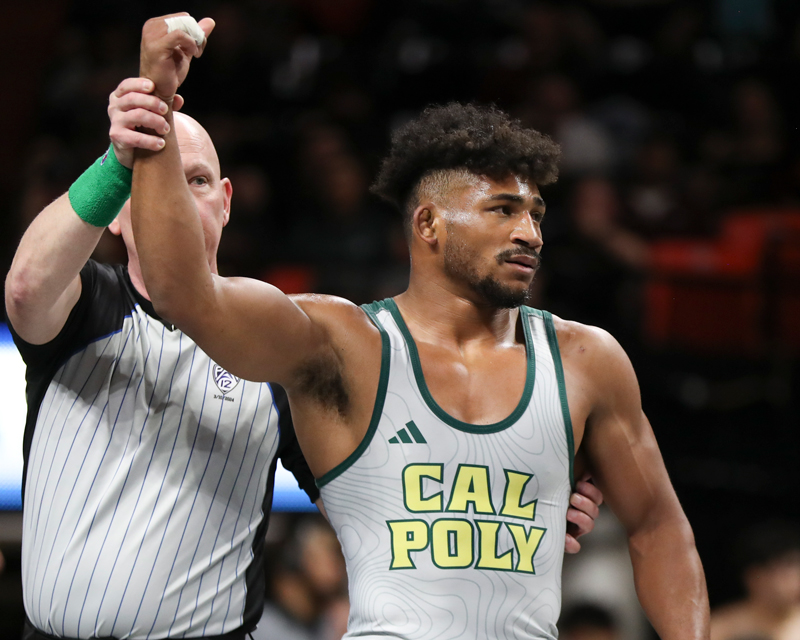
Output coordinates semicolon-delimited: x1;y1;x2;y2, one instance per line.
565;474;603;554
108;78;186;168
139;12;214;101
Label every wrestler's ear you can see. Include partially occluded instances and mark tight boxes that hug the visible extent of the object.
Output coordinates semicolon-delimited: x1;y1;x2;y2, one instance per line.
412;203;441;247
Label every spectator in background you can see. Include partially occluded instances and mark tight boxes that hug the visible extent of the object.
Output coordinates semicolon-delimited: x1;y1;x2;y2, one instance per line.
254;517;347;640
546;176;649;338
700;78;786;208
622;135;687;238
574;177;650;271
286;121;401;302
559;602;621;640
518;74;616;178
710;521;800;640
216;164;273;277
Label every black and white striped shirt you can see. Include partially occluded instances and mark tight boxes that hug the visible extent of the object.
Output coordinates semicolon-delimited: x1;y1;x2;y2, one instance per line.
10;260;318;639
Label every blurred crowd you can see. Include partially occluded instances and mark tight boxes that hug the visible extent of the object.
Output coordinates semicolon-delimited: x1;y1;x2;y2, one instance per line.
561;511;800;640
3;0;800;639
245;511;800;640
8;0;800;350
253;515;349;640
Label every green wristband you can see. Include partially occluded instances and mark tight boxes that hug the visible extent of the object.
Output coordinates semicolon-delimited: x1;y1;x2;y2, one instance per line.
68;145;132;227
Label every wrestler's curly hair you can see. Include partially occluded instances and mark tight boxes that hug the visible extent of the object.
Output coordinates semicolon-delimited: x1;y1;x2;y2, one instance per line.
371;102;560;214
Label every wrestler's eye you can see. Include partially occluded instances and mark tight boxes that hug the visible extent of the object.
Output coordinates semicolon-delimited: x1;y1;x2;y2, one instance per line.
190;176;208;186
492;205;513;215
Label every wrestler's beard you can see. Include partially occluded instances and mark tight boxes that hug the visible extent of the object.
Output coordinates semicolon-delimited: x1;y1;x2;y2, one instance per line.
443;238;540;309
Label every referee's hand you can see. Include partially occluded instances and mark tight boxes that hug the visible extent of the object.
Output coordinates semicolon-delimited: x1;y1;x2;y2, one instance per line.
108;78;184;168
565;474;603;553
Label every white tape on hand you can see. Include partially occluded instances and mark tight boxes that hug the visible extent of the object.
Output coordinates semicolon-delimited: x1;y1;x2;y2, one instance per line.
164;16;205;47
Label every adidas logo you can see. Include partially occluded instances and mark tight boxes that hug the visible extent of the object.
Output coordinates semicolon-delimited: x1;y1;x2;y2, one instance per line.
389;421;427;444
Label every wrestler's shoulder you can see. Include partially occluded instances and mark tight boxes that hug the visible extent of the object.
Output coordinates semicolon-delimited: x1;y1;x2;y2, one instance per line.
550;313;631;376
291;293;378;335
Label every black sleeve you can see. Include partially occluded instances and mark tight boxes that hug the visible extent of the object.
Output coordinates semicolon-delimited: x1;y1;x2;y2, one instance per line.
8;260;132;372
272;383;320;503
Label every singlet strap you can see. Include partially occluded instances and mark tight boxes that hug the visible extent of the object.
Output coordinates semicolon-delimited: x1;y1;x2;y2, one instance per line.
315;302;391;488
542;310;575;490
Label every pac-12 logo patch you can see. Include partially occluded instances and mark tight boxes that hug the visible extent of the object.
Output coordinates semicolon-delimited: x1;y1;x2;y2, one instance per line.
213;364;240;395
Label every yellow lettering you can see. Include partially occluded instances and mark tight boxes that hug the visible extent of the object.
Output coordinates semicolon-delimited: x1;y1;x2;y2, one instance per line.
403;464;443;512
431;519;474;568
388;520;429;569
447;465;495;514
507;523;546;574
500;471;537;520
476;521;513;570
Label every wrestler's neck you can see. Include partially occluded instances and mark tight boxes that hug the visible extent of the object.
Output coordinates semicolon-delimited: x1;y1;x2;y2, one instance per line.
396;276;521;347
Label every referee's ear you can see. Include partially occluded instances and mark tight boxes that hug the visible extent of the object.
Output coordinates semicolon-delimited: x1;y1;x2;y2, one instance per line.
108;202;130;237
220;177;232;227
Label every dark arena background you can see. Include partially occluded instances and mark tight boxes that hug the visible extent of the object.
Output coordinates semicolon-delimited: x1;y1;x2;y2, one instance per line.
1;1;799;639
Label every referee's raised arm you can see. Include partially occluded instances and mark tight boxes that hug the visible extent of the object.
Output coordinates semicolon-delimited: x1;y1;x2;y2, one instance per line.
5;77;173;346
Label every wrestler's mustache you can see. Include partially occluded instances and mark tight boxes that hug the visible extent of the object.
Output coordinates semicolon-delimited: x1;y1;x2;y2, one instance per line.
495;248;542;268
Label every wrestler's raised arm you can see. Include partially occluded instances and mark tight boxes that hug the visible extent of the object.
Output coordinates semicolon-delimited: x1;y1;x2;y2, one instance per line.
132;14;365;389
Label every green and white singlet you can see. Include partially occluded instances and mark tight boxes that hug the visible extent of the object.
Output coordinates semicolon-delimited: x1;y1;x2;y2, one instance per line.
317;299;575;640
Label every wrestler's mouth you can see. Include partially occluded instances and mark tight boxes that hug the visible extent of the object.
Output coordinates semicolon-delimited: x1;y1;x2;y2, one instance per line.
505;255;538;270
500;250;540;273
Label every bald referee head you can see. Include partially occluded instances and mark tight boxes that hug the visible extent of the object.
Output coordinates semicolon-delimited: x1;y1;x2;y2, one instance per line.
110;111;232;298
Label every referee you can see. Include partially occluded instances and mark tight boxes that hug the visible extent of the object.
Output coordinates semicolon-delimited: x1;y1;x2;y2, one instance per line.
5;78;319;640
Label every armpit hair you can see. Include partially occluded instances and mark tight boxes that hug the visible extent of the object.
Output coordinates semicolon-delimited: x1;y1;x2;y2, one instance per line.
294;352;349;417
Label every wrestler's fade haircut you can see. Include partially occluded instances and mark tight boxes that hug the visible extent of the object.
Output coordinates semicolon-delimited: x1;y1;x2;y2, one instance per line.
371;102;561;230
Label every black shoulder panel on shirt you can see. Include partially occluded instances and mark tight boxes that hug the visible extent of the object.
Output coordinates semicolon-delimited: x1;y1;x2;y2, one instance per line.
9;260;138;505
242;383;318;632
10;260;136;371
273;383;319;503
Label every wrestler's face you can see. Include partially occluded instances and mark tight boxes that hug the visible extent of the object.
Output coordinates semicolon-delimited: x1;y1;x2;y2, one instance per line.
112;113;232;274
439;174;544;308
